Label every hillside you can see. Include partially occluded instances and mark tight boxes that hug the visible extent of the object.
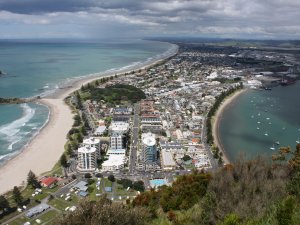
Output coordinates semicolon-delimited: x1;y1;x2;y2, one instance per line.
55;144;300;225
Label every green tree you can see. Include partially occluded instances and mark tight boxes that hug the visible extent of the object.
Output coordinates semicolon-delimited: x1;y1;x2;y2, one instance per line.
27;170;40;188
65;143;73;156
276;196;296;225
60;153;68;168
220;214;241;225
108;175;115;183
55;196;150;225
0;195;10;211
132;181;145;192
12;186;23;206
182;155;192;161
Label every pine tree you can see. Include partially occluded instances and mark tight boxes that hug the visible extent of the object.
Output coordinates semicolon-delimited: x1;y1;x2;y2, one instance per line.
0;195;10;211
12;186;23;206
60;153;68;168
27;170;40;188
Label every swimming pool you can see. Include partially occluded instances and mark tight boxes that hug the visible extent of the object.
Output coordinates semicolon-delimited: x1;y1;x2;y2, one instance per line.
149;179;167;188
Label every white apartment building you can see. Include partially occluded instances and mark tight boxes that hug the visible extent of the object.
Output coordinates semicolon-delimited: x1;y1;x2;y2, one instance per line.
110;133;124;150
77;146;97;172
83;137;101;158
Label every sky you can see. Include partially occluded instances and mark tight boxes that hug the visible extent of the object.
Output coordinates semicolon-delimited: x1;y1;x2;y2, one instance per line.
0;0;300;40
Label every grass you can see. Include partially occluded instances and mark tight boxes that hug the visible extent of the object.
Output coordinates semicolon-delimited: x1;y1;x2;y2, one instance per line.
8;210;58;225
104;178;113;187
48;198;72;211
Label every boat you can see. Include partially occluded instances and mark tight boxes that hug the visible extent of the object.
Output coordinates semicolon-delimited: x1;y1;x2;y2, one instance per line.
275;141;280;145
270;144;275;151
264;132;268;136
257;127;260;130
297;138;300;144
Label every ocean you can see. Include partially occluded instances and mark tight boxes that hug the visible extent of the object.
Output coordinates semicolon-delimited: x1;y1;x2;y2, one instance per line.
219;82;300;162
0;39;176;164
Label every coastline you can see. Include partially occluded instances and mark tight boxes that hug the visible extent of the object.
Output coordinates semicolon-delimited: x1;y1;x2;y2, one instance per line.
212;89;247;164
0;43;178;194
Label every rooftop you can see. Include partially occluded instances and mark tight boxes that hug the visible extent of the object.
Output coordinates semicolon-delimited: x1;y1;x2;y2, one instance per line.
83;137;100;145
142;132;156;146
78;146;97;154
110;121;129;133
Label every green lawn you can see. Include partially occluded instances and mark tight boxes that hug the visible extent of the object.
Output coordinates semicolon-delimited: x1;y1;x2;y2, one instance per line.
104;178;113;187
48;198;72;211
8;210;58;225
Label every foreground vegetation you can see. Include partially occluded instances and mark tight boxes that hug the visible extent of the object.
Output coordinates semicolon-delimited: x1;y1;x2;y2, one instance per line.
54;144;300;225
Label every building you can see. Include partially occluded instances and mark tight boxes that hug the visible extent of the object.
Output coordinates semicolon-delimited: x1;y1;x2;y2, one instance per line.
110;122;129;151
102;155;126;171
161;149;177;171
40;177;57;188
142;132;157;163
110;133;124;150
110;121;129;134
77;146;97;172
83;137;101;158
25;203;50;218
73;181;88;192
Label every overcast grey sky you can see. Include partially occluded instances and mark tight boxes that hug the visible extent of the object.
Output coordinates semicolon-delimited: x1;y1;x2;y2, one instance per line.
0;0;299;39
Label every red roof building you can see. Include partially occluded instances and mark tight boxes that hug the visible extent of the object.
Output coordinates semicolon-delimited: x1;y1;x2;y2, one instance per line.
40;177;57;188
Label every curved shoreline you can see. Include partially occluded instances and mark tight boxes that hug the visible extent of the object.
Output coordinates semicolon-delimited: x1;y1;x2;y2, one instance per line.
0;42;178;194
212;89;247;164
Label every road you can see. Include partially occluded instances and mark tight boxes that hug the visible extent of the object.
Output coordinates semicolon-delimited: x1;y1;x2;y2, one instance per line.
129;103;140;174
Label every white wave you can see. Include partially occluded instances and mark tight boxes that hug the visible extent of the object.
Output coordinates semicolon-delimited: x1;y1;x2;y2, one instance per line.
7;138;21;150
0;154;9;161
0;104;35;137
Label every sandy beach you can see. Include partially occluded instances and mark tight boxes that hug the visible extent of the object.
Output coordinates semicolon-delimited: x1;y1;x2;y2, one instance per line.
0;44;178;194
212;89;247;164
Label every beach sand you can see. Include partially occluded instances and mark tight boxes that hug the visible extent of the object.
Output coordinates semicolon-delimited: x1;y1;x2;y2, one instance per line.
212;89;246;164
0;99;73;193
0;45;178;194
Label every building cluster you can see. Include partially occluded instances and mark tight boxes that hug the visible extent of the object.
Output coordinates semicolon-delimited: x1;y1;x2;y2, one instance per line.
74;44;299;174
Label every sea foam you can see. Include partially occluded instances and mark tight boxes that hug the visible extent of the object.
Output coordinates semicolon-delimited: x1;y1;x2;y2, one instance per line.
0;104;35;137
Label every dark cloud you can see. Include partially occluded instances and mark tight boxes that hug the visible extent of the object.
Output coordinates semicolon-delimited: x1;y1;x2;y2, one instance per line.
0;0;299;39
0;0;98;14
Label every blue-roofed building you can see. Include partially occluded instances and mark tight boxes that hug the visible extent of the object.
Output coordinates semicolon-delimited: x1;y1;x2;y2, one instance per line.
78;191;88;197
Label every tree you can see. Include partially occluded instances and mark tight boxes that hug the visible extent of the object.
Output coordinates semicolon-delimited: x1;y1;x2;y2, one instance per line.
65;143;73;156
182;155;192;161
27;170;41;188
132;181;145;192
108;175;115;183
84;173;92;179
55;196;150;225
12;186;23;206
60;153;68;168
276;197;296;225
0;195;10;211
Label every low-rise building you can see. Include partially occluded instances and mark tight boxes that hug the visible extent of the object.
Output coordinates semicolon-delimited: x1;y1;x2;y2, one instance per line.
102;155;126;171
161;149;177;171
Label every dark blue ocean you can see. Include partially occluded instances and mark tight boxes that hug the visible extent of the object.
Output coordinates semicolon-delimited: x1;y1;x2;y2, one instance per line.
0;40;176;163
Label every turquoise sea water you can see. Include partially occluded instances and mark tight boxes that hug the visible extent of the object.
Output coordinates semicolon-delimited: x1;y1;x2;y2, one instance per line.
219;83;300;161
0;40;175;164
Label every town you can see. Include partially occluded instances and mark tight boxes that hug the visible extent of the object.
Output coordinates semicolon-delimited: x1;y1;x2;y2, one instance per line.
1;42;299;224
